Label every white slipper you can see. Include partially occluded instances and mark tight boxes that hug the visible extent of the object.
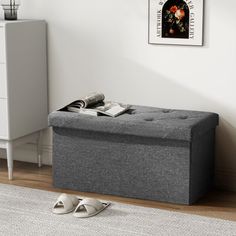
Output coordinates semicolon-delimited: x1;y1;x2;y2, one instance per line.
73;198;110;218
52;193;81;215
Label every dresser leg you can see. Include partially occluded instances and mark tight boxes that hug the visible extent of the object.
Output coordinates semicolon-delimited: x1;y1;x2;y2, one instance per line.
37;130;43;168
6;141;13;180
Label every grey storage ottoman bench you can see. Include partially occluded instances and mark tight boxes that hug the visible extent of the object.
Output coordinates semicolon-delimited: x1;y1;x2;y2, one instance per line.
49;105;219;205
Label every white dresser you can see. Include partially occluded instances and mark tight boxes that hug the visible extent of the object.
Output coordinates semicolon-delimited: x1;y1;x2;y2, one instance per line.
0;20;48;179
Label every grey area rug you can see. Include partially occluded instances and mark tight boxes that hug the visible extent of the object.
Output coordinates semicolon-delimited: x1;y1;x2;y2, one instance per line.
0;184;235;236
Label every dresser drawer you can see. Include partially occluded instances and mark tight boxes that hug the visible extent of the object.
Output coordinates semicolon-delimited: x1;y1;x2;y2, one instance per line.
0;99;8;138
0;27;6;63
0;64;7;98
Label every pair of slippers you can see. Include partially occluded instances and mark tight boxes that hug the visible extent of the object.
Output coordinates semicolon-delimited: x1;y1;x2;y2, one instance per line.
52;193;110;218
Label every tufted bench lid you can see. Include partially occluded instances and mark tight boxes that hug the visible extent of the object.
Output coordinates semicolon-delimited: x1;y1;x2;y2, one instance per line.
49;105;219;142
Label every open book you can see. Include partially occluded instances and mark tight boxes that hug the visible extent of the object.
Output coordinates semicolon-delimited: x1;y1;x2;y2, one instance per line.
61;92;131;117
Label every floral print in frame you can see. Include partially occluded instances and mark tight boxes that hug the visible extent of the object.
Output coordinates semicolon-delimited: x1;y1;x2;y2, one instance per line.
149;0;204;45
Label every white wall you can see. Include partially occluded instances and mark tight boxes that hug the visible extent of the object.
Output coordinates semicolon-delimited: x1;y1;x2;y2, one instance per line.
1;0;236;191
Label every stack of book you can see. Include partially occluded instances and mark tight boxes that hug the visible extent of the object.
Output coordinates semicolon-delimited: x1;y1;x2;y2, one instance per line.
60;92;131;117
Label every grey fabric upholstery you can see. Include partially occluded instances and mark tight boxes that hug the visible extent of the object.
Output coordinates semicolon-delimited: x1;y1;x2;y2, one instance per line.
49;105;219;205
49;105;218;141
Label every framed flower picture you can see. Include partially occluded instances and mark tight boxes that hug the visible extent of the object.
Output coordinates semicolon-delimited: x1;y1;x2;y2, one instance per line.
148;0;204;46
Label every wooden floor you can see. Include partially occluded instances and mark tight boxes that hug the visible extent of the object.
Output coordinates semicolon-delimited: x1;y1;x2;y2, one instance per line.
0;159;235;222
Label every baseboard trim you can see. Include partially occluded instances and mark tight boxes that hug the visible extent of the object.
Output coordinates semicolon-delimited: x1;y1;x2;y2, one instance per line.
215;169;236;192
0;143;52;166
